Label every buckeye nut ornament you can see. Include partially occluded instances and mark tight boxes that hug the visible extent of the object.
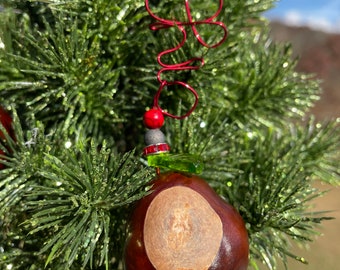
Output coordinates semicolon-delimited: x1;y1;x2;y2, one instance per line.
124;172;249;270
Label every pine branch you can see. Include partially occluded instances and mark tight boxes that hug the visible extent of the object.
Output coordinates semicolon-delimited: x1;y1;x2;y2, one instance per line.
201;29;321;129
22;140;153;269
205;120;339;269
0;18;123;138
0;1;151;145
1;108;153;269
0;108;58;270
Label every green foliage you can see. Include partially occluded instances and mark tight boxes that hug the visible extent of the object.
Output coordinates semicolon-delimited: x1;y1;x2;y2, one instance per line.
0;110;48;214
0;0;339;269
0;110;153;269
23;142;152;269
211;120;339;269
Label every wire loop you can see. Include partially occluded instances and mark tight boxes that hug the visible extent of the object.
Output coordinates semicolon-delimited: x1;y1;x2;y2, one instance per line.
153;80;199;120
145;0;227;119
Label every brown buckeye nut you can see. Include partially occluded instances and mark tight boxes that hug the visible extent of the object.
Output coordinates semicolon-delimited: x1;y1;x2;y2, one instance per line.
124;172;249;270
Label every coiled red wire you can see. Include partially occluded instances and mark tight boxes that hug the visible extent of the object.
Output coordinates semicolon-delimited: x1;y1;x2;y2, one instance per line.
145;0;228;119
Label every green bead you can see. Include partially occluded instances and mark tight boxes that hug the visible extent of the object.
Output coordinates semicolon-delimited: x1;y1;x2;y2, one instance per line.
147;153;204;174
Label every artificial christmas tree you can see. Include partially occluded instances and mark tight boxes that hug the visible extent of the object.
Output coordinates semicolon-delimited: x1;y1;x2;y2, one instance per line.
0;0;339;270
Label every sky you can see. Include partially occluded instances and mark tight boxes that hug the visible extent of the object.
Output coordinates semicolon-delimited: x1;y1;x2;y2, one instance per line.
265;0;340;33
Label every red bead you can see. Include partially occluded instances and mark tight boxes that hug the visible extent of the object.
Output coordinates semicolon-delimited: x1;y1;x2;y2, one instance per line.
143;108;164;129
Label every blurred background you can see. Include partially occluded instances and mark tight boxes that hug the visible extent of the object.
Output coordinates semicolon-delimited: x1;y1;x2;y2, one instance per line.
265;1;339;269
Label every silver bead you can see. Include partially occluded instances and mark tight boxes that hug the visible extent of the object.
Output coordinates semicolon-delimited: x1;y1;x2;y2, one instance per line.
144;129;166;146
